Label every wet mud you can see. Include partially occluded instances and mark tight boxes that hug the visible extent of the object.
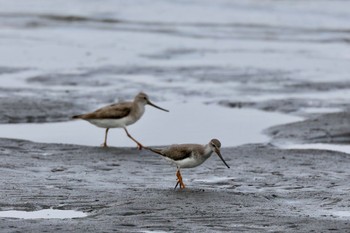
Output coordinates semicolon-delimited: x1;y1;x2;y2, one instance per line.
0;139;350;232
0;92;85;124
266;112;350;145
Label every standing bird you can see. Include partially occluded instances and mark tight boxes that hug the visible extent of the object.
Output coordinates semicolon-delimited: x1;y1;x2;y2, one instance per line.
144;139;230;189
72;92;169;148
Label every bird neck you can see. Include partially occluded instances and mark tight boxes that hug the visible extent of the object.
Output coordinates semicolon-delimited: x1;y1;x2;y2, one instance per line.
131;101;145;120
203;144;214;158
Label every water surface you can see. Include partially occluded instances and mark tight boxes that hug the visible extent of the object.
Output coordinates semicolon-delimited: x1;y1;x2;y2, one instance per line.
0;102;300;147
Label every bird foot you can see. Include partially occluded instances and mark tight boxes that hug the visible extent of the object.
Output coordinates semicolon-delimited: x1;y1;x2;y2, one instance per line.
174;180;186;190
101;143;108;148
179;180;186;189
175;170;186;190
136;143;143;150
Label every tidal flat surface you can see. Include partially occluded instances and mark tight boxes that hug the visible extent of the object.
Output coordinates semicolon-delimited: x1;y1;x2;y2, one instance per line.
0;139;350;232
1;0;350;232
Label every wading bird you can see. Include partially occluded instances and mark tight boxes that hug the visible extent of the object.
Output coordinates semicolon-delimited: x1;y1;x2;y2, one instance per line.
72;92;168;148
144;139;230;189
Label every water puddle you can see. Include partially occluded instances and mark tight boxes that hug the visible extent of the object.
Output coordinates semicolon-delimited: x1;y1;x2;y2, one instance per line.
195;176;233;184
141;231;168;233
0;102;300;147
282;199;350;220
299;107;342;115
279;143;350;155
331;211;350;218
0;209;87;219
194;176;235;189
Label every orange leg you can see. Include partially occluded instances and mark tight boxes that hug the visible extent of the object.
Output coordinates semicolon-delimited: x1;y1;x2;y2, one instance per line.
101;128;109;147
174;169;186;190
123;127;143;150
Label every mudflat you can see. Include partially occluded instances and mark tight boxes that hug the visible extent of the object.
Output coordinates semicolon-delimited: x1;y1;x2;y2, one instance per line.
0;138;349;232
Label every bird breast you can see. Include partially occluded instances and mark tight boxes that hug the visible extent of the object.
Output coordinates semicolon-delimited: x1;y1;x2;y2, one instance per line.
131;103;145;122
172;152;211;169
88;118;130;128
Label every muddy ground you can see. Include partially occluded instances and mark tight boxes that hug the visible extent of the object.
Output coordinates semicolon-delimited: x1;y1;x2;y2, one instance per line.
0;138;350;232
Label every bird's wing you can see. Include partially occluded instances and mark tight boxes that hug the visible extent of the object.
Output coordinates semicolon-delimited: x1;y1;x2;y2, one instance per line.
77;102;132;119
161;144;197;161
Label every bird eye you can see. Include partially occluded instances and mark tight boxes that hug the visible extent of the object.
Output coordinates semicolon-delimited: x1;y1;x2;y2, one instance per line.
143;97;147;100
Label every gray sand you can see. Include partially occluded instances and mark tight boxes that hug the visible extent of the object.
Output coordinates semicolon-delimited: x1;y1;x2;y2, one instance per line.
0;138;349;232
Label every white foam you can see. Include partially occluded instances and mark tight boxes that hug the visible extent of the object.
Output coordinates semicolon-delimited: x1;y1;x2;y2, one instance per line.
331;211;350;218
0;209;87;219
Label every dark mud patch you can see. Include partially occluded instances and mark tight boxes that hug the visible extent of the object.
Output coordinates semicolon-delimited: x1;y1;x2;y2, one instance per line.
0;96;86;124
0;66;28;75
0;85;147;124
2;13;350;44
220;98;347;118
286;81;350;92
26;65;350;103
266;111;350;144
0;138;350;232
28;73;115;87
27;65;292;87
0;87;92;123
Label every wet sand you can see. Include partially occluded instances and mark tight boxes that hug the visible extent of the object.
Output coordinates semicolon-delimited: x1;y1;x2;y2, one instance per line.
0;138;350;232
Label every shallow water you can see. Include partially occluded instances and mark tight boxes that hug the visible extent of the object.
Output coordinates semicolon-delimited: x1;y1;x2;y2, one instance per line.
0;209;87;219
331;211;350;218
279;143;350;155
0;102;300;147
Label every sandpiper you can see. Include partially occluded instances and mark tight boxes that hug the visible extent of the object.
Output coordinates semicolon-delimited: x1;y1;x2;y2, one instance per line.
72;92;169;148
144;139;230;189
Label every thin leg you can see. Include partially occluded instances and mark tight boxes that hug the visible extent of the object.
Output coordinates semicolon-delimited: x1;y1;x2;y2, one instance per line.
174;168;185;190
174;181;179;190
123;127;143;150
101;128;109;147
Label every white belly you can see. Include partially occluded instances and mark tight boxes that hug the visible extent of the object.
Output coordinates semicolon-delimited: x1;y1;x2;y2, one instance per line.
170;156;206;169
87;118;131;128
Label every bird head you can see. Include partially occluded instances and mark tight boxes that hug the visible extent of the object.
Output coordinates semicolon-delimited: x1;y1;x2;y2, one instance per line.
135;92;169;112
209;139;230;168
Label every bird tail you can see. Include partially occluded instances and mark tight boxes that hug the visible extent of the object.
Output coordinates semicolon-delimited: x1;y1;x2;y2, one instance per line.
143;146;163;156
72;114;83;119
